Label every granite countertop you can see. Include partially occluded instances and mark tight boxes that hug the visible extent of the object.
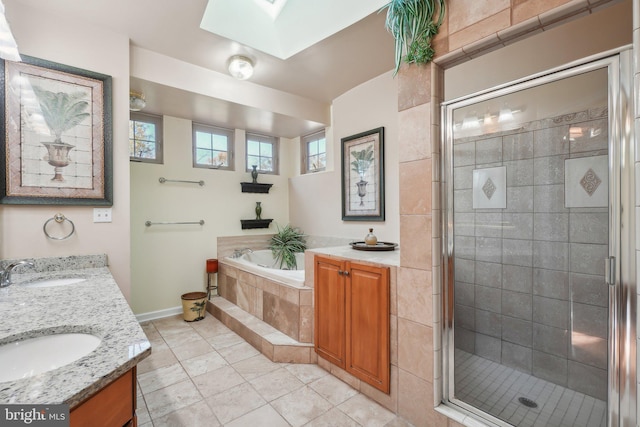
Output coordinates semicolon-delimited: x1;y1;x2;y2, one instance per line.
0;255;151;408
307;245;400;266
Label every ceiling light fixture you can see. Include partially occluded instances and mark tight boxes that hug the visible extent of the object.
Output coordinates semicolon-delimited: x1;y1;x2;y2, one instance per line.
129;90;146;111
0;0;21;62
498;107;514;122
462;114;479;130
228;55;254;80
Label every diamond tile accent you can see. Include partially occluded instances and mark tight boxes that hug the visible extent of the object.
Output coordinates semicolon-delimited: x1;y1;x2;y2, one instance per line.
482;178;496;200
580;168;601;197
472;166;506;209
564;156;608;208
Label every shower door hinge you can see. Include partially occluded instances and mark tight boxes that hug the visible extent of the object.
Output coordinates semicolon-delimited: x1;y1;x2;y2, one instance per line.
605;256;616;286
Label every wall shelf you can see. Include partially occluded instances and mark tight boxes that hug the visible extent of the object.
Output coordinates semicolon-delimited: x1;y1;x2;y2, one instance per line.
241;182;273;193
241;219;273;229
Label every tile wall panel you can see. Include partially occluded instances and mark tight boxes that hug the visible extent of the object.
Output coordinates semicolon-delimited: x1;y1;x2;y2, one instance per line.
392;2;628;424
451;108;610;399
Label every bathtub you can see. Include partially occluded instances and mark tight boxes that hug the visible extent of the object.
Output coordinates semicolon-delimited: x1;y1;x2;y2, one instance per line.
218;249;312;343
223;249;306;288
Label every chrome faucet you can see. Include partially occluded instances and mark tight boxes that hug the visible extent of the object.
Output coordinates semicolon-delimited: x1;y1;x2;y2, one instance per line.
231;248;253;258
0;261;35;287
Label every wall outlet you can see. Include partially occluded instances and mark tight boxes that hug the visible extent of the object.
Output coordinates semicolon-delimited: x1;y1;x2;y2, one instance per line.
93;208;112;223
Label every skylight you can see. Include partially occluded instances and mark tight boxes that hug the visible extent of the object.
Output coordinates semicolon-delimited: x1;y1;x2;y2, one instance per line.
201;0;388;60
253;0;288;20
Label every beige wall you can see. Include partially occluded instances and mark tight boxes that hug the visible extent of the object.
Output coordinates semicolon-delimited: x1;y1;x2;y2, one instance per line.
444;1;633;101
0;1;132;298
289;72;400;243
130;116;293;315
130;46;329;128
133;69;399;315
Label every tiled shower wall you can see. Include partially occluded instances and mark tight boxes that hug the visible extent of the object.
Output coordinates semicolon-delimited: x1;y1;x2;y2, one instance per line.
396;1;624;425
452;107;609;401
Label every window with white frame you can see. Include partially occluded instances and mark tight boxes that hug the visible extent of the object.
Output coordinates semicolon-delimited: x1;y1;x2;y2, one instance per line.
301;130;326;174
129;112;163;163
193;123;234;170
246;132;278;174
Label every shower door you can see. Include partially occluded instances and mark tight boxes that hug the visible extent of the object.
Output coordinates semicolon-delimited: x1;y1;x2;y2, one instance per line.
443;51;634;427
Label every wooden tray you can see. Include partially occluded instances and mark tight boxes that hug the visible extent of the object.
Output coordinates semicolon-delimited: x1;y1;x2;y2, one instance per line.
350;241;398;251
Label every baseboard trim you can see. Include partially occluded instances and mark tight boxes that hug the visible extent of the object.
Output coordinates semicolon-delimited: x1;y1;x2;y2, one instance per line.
135;306;183;322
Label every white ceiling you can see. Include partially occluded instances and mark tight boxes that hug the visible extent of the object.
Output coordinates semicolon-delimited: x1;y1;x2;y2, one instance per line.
9;0;396;137
200;0;388;60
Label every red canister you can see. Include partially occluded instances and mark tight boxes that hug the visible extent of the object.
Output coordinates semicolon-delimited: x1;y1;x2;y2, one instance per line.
206;258;218;274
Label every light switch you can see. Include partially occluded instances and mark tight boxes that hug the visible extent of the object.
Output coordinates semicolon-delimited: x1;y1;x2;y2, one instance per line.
93;208;112;223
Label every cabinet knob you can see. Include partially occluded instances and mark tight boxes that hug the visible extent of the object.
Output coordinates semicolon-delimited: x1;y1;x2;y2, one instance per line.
343;271;349;276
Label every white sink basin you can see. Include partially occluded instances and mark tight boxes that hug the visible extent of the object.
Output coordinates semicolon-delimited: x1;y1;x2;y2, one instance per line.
22;277;86;288
0;333;101;382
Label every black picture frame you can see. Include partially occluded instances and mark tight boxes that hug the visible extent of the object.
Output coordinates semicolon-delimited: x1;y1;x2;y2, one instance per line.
341;127;385;221
0;55;113;205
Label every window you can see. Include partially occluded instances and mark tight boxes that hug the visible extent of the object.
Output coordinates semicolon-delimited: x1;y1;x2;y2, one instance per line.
193;123;234;170
301;130;326;174
246;132;278;174
129;112;163;163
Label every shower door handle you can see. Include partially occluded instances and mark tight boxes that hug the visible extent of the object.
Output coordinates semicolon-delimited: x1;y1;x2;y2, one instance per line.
605;256;616;286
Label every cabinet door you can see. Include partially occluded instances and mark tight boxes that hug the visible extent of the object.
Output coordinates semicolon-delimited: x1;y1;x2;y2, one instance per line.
346;262;390;393
314;256;346;368
70;368;135;427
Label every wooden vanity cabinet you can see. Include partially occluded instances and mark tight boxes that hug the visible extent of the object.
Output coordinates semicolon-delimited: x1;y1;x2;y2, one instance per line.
70;367;137;427
314;256;346;368
314;255;390;393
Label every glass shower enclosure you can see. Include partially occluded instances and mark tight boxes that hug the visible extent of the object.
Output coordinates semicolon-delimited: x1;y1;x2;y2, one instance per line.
442;51;635;427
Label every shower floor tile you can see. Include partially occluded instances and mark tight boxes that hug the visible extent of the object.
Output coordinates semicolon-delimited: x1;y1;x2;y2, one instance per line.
454;349;606;427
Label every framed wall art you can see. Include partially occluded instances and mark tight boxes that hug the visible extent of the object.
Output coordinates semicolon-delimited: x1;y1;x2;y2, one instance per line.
341;127;385;221
0;55;113;205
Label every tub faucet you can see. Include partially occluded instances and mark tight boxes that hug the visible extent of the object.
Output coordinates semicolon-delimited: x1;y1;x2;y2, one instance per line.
0;261;35;287
231;248;253;258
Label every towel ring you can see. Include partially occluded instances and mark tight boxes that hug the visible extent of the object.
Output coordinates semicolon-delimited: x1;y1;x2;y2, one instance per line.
43;213;75;240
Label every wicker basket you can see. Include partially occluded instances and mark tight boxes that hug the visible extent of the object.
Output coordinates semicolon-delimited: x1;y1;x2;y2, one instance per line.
181;291;207;322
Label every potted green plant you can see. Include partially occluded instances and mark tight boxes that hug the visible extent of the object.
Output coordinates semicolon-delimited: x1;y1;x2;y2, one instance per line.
381;0;446;75
269;224;307;270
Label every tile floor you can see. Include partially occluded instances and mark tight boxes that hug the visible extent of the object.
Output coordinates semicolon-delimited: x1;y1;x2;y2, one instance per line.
137;314;413;426
454;349;606;427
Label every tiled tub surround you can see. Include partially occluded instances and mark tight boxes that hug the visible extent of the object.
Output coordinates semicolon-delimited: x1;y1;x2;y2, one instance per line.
217;258;313;343
452;106;609;401
224;250;305;286
0;255;151;407
305;246;400;414
213;235;358;343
